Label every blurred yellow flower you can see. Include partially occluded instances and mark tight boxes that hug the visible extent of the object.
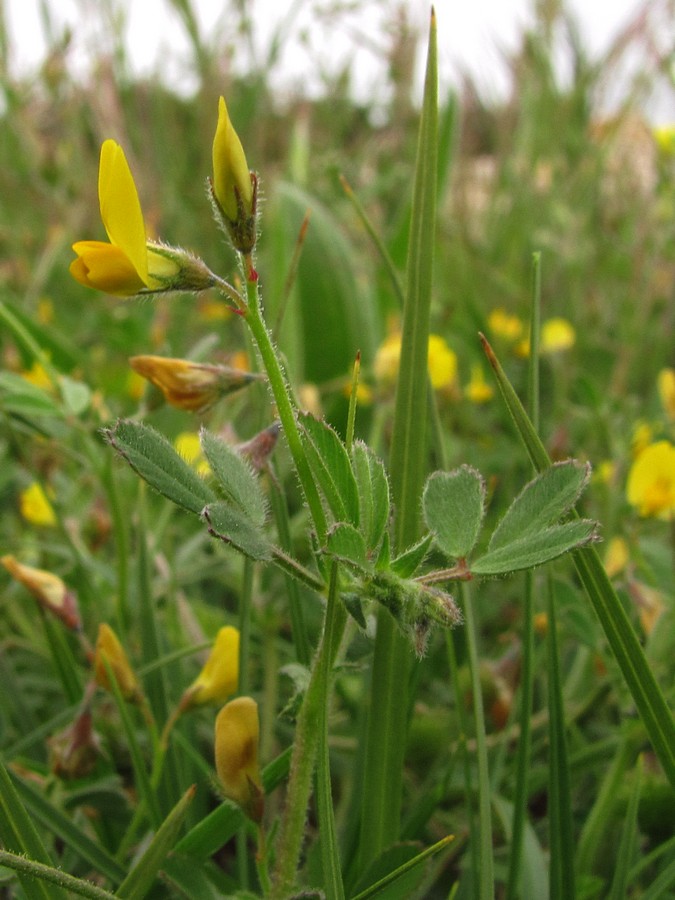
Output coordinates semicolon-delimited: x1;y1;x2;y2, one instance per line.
126;369;146;401
657;368;675;422
343;380;374;405
540;317;576;354
631;421;654;458
94;623;142;703
20;482;56;527
653;125;675;156
215;696;263;823
488;308;523;341
374;332;457;392
174;431;210;476
37;297;55;324
130;355;261;413
180;626;240;710
629;581;665;636
626;440;675;518
595;460;616;485
21;361;53;391
1;555;81;630
464;364;494;404
604;536;629;579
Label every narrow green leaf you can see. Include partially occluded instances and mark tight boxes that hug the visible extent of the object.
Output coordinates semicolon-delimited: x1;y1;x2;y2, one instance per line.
300;412;360;528
116;785;196;899
423;466;486;559
351;441;390;555
326;523;369;570
472;520;598;576
361;9;439;869
104;419;215;516
202;502;273;561
0;759;68;900
390;533;433;578
175;748;292;859
547;576;576;900
484;336;675;787
351;835;454;900
488;460;590;551
608;756;642;900
200;428;267;526
0;372;63;417
9;770;127;885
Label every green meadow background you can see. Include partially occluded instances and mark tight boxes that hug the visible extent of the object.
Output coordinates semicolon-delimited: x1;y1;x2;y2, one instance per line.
0;0;673;897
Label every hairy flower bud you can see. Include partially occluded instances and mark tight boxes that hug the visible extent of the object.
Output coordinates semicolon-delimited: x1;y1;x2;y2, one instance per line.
211;97;257;253
215;696;263;823
2;555;81;630
94;623;142;703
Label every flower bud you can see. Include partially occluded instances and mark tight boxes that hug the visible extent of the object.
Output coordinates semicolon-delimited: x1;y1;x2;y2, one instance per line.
211;96;257;253
48;707;101;779
19;482;57;527
180;626;239;711
215;696;263;823
94;623;142;703
129;355;263;413
1;555;81;630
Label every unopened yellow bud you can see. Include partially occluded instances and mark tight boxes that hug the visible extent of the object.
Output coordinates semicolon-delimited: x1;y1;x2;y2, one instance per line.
657;368;675;422
94;623;142;703
1;555;81;630
215;697;263;823
211;97;257;253
129;355;262;413
181;626;239;710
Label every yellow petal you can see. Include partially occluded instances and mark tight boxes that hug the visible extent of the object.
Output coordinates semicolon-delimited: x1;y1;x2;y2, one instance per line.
70;241;146;296
98;140;149;284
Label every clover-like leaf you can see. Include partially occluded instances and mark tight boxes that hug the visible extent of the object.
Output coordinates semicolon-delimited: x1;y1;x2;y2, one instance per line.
423;466;486;559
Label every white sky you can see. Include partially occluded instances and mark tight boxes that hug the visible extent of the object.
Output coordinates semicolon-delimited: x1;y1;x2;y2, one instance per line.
4;0;673;121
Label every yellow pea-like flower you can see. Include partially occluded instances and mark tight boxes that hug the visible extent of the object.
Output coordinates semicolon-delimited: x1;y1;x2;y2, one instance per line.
1;555;81;630
94;623;142;703
129;355;262;413
626;440;675;519
215;696;263;823
71;141;214;296
181;626;240;709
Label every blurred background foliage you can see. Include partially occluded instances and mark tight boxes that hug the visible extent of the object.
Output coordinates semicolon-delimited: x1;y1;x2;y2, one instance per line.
0;0;673;895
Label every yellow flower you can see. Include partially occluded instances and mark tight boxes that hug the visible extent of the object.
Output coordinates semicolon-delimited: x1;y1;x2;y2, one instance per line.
540;317;576;354
626;440;675;518
174;431;211;476
657;368;675;422
20;482;56;527
71;141;214;296
215;697;263;823
594;460;616;485
129;355;261;413
653;125;675;157
211;97;256;253
464;364;494;404
181;626;240;710
631;421;654;458
604;536;629;579
374;332;457;392
21;361;53;391
94;623;142;703
488;308;523;341
1;555;81;630
427;335;458;391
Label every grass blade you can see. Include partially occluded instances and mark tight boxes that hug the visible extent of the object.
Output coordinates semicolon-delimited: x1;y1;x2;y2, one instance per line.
359;7;438;870
482;334;675;788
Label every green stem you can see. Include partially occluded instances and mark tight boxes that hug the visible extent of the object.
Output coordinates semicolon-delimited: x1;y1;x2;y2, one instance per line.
0;849;117;900
242;275;327;542
460;580;494;900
